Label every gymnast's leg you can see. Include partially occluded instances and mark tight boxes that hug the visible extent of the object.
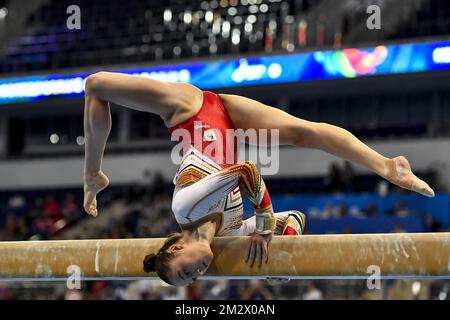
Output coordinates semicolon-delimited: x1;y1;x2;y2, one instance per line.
82;72;203;216
220;94;435;198
241;211;306;236
172;161;272;222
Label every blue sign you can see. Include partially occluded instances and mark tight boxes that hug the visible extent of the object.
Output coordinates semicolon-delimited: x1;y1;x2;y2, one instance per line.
1;39;450;104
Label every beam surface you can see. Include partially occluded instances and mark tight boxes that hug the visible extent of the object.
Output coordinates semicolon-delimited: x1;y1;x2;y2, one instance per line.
0;233;450;281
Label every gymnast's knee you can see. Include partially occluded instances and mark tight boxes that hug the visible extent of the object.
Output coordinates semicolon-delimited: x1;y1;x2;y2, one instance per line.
85;73;103;96
243;160;257;170
237;160;259;187
85;72;113;99
281;210;306;235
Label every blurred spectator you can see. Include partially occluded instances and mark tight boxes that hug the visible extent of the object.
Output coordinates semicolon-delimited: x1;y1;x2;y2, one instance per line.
124;280;162;300
0;214;28;240
202;280;228;300
32;211;56;239
336;204;349;218
326;162;344;193
342;161;355;192
15;216;28;239
161;285;187;300
0;287;14;300
308;207;321;219
393;224;407;233
320;204;334;219
150;172;165;197
112;283;130;300
0;214;24;240
187;281;201;300
7;193;27;216
303;282;323;300
62;193;79;219
395;201;410;218
43;195;61;220
26;197;44;222
365;202;378;217
349;205;365;218
88;281;109;300
424;215;441;232
277;281;300;299
377;180;389;197
431;283;449;300
64;290;83;300
239;280;273;300
387;280;429;300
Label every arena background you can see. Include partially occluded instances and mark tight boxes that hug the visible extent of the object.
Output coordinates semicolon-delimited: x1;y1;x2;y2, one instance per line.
0;0;449;300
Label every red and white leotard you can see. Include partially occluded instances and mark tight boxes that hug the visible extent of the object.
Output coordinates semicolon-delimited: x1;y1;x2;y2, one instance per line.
168;91;305;236
170;147;301;236
168;90;238;168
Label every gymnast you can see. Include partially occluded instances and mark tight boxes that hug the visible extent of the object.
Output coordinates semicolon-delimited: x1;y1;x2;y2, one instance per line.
82;72;435;286
147;147;305;286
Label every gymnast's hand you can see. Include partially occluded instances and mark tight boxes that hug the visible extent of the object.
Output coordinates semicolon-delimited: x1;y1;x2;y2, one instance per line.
83;170;109;217
385;156;435;198
246;232;273;268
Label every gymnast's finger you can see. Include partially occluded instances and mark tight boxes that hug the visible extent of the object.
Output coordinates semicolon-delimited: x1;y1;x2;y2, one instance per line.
247;241;257;267
262;242;268;265
245;239;253;262
257;243;264;268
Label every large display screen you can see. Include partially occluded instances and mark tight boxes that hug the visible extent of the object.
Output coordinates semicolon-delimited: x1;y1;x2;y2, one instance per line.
1;39;449;104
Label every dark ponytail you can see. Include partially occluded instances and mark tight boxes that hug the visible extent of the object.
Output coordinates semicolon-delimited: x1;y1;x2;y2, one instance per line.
142;233;183;284
143;253;157;273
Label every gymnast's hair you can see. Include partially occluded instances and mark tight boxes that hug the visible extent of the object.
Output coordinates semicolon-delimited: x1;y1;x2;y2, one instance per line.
143;232;183;285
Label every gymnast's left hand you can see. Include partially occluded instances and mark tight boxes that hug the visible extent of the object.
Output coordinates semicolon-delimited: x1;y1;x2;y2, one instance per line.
246;232;273;268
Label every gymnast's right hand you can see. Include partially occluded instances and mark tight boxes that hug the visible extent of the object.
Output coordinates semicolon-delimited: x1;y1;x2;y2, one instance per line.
83;170;110;217
246;232;272;268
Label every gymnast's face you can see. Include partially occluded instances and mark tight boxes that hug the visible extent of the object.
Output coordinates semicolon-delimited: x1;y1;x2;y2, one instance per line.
165;241;214;286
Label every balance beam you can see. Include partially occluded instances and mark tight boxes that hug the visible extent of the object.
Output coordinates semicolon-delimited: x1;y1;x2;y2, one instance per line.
0;233;450;281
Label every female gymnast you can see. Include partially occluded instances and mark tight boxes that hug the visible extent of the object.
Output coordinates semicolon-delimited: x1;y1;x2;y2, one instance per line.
82;72;435;286
144;146;306;286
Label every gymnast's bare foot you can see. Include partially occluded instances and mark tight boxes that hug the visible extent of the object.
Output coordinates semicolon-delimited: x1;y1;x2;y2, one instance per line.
83;171;109;216
385;156;435;198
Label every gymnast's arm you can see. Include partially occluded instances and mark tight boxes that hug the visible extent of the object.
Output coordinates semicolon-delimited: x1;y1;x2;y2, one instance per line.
239;163;275;268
